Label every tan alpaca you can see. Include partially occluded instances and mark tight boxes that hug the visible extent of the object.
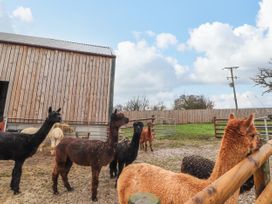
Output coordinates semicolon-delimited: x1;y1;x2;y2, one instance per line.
117;113;261;204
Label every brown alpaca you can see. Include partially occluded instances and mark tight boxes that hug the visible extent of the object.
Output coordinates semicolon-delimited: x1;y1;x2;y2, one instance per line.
140;122;154;152
52;110;129;202
117;113;261;204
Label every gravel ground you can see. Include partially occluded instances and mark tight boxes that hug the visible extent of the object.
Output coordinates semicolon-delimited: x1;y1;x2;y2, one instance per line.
0;138;264;204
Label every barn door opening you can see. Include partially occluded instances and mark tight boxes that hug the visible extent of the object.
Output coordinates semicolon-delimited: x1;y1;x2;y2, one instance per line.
0;81;9;120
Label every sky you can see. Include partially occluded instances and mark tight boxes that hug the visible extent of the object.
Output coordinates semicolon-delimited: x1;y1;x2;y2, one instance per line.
0;0;272;109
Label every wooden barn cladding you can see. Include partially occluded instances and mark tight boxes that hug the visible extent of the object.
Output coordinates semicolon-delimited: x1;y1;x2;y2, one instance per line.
0;32;116;125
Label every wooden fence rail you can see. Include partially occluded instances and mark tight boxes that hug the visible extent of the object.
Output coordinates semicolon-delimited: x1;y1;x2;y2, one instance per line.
185;140;272;204
123;108;272;124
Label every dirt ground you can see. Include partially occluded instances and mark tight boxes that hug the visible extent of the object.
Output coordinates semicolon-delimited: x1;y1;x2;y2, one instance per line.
0;138;258;204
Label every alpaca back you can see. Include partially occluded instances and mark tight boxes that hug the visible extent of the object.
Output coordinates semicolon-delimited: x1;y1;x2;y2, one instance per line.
21;127;38;134
118;163;208;204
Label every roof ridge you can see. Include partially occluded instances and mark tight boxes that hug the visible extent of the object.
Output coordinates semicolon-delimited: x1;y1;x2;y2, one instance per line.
0;32;115;57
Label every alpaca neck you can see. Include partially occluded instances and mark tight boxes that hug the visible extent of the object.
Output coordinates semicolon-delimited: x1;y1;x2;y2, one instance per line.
108;123;119;147
31;118;55;147
209;133;246;182
130;131;141;149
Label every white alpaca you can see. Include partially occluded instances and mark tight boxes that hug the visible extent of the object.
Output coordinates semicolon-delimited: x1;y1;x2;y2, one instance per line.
21;123;73;155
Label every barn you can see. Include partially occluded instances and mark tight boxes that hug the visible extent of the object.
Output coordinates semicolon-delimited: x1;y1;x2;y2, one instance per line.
0;32;116;139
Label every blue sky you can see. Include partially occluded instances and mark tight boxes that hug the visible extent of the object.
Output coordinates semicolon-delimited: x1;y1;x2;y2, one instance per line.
1;0;272;109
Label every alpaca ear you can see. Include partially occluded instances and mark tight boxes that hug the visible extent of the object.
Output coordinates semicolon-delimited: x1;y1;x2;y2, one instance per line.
48;107;52;113
114;109;117;114
245;113;254;127
57;108;61;112
228;113;235;120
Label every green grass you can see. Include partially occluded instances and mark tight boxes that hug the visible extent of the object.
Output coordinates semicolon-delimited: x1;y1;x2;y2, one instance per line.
120;123;215;140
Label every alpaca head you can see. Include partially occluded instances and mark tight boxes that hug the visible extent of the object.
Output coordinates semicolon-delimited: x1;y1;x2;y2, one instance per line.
133;121;144;135
110;109;129;128
226;113;261;157
48;107;62;124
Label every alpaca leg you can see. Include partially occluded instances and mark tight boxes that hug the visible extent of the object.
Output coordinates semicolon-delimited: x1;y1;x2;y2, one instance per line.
10;160;25;194
51;138;57;155
149;140;153;152
115;162;125;188
109;159;117;178
144;142;147;152
91;166;102;202
60;159;73;191
52;165;60;194
117;162;125;178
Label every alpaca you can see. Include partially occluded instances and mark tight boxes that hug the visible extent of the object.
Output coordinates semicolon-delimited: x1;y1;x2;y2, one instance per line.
140;122;154;152
109;121;144;180
21;123;74;154
180;155;254;194
52;110;129;202
0;107;61;194
117;113;261;204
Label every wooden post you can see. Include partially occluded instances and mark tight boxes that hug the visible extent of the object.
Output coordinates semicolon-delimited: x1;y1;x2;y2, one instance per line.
213;116;217;138
185;140;272;204
255;181;272;204
254;159;271;197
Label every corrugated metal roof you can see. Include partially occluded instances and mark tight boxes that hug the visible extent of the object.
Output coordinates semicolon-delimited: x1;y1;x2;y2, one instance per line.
0;32;115;57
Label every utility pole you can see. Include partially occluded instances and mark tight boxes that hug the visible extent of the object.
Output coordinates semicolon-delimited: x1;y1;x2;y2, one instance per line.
224;66;239;110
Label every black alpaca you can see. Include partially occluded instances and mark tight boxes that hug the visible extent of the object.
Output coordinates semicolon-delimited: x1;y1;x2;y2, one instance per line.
0;107;61;194
181;155;254;194
109;121;144;179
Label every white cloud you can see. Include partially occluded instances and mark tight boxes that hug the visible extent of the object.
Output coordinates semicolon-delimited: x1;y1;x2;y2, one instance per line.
186;19;272;84
256;0;272;31
12;6;33;23
211;91;272;108
114;40;185;105
156;33;177;49
177;43;186;52
114;0;272;108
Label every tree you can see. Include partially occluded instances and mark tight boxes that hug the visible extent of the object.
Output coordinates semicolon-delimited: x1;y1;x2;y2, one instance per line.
114;104;124;111
151;101;166;111
173;94;214;110
252;60;272;94
124;96;150;111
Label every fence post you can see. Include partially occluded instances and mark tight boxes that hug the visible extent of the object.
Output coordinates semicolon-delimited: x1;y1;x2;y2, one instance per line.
255;180;272;204
213;116;217;138
254;160;271;198
264;118;269;141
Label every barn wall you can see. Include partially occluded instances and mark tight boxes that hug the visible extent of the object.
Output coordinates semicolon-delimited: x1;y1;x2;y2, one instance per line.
0;42;113;125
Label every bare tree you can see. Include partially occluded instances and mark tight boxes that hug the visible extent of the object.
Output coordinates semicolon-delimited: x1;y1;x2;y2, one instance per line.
151;101;166;111
114;104;124;111
252;60;272;94
174;95;214;110
124;96;150;111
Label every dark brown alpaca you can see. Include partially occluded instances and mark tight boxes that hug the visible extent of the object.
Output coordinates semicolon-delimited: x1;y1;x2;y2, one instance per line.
0;107;61;194
52;110;129;202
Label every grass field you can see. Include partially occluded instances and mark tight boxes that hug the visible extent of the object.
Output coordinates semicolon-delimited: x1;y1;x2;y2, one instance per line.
121;123;215;140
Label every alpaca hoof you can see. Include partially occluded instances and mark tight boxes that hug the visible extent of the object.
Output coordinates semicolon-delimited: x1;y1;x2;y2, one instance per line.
67;187;74;192
13;190;21;195
91;197;98;202
53;191;59;195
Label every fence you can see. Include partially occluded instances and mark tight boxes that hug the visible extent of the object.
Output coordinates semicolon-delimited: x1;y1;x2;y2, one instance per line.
185;140;272;204
214;116;272;139
123;108;272;124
